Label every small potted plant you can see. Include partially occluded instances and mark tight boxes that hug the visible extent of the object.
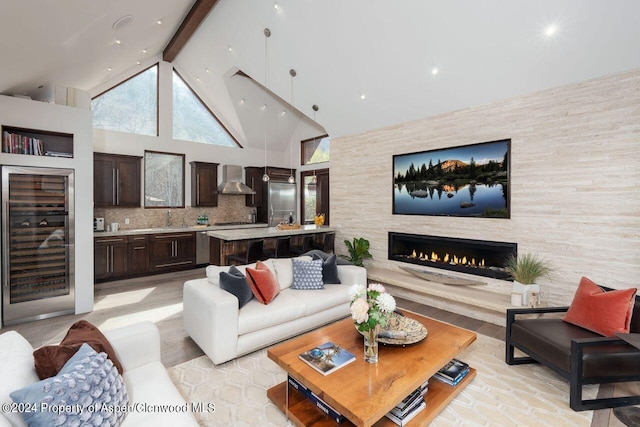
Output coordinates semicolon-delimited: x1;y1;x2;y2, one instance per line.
340;237;372;267
505;253;552;306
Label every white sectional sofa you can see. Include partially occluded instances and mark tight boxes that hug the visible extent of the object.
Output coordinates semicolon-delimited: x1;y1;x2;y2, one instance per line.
183;257;367;365
0;321;198;427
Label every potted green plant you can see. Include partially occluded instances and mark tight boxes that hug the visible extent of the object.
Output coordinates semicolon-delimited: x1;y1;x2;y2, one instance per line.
340;237;373;267
505;253;552;306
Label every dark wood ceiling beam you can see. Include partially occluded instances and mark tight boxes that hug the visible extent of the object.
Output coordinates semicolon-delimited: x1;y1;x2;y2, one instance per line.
163;0;220;62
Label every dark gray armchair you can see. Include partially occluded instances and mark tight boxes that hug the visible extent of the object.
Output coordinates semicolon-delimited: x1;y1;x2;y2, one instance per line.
505;288;640;411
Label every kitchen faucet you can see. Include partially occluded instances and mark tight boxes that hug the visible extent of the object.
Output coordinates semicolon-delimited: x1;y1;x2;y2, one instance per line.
166;210;172;227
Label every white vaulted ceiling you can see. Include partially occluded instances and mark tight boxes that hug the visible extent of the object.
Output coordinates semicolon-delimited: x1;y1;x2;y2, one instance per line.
1;1;640;149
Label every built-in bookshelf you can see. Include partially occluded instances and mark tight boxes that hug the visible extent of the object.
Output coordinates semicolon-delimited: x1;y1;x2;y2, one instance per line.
2;126;74;158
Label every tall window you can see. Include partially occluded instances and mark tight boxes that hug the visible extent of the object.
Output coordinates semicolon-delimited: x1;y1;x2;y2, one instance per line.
172;70;239;147
92;65;158;136
301;135;330;165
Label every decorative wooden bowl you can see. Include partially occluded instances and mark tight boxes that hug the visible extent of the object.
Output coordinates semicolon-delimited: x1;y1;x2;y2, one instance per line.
277;223;301;230
358;312;428;345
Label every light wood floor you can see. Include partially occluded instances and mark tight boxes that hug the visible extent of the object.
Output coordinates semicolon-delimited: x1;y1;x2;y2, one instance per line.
3;268;617;426
3;268;505;368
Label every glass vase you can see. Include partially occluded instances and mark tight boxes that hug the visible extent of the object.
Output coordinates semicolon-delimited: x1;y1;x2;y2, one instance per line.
364;326;379;363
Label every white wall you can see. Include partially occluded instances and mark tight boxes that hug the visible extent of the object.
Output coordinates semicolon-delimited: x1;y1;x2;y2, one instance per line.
331;69;640;310
0;95;94;326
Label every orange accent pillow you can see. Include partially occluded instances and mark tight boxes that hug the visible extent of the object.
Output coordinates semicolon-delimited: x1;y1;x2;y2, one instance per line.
563;277;637;337
33;320;124;380
246;261;280;304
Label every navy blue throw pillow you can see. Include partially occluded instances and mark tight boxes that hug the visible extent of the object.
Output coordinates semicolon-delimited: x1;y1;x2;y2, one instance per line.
219;266;254;308
312;253;341;284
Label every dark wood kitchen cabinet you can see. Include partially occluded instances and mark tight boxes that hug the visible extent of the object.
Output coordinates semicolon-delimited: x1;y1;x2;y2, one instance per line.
149;232;196;273
94;236;128;281
94;153;142;208
244;166;264;207
190;161;219;207
127;235;150;276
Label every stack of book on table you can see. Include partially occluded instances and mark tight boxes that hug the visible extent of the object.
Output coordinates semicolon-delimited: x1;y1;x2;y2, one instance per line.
287;375;345;423
433;358;470;386
384;379;428;426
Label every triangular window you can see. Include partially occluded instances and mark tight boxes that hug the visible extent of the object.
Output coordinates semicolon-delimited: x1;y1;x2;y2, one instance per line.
172;70;239;147
92;65;158;136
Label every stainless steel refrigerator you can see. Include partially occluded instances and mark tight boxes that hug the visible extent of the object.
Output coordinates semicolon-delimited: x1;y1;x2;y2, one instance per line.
267;182;297;226
2;166;75;325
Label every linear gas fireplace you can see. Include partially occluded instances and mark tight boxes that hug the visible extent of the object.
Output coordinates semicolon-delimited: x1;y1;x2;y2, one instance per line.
388;232;517;280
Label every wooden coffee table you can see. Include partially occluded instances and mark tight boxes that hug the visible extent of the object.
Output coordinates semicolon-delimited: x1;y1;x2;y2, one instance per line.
267;311;476;427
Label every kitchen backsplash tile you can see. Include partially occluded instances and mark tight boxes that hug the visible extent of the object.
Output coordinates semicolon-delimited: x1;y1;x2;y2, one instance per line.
94;195;255;230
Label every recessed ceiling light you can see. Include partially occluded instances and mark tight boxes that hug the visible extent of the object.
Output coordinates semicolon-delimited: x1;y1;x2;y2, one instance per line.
261;104;267;110
196;77;201;82
544;25;557;37
281;110;286;115
227;45;233;52
360;94;366;100
205;68;210;74
112;15;133;30
156;19;163;25
136;61;141;65
239;98;245;104
431;67;439;75
274;2;280;10
142;48;147;54
106;67;112;72
115;40;121;45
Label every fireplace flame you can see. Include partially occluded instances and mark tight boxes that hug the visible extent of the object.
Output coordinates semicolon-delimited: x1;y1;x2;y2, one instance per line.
407;248;485;269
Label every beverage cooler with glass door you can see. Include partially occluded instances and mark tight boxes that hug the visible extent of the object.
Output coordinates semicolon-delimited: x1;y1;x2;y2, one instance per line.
1;166;75;325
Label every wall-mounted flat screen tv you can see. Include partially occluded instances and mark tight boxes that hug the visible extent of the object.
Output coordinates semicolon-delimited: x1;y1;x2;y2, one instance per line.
393;139;510;218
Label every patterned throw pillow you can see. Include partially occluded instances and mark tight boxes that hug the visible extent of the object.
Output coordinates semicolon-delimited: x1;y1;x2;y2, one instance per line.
11;343;129;427
292;258;324;290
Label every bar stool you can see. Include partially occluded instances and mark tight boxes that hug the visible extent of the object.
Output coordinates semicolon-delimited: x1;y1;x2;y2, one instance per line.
263;237;291;259
313;232;335;254
290;235;314;256
226;239;264;266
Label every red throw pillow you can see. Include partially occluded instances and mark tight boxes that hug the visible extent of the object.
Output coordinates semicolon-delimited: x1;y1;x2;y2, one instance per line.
246;261;280;304
33;320;124;379
563;277;637;336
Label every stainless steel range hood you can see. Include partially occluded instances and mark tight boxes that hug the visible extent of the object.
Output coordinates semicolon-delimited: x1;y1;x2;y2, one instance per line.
218;165;256;195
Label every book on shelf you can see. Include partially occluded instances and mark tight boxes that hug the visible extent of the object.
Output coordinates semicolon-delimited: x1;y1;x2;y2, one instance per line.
287;375;345;423
433;369;469;386
391;378;429;413
433;358;470;386
385;400;427;426
2;131;45;156
389;393;426;419
45;151;73;158
437;358;469;381
299;341;355;376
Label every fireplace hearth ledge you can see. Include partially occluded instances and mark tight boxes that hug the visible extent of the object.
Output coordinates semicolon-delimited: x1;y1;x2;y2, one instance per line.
367;266;515;324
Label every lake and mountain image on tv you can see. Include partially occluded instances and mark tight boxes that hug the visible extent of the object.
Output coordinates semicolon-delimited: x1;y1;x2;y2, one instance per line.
393;139;510;218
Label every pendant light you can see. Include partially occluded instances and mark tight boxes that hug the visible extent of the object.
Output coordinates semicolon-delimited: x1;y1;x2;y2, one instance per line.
311;104;319;184
262;28;271;182
287;69;296;184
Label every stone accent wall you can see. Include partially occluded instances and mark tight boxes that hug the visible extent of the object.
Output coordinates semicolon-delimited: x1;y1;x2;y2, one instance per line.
331;69;640;309
94;195;253;230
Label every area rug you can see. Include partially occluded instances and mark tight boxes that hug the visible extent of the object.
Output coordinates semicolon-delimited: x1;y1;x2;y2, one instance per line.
168;334;596;426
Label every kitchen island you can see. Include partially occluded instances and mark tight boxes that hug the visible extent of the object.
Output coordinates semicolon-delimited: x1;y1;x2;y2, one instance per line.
207;225;336;265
